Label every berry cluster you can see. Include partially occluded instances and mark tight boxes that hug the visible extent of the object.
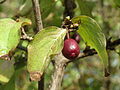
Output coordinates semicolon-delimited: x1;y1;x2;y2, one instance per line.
62;16;81;60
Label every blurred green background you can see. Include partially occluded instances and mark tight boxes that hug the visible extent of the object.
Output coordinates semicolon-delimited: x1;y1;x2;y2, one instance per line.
0;0;120;90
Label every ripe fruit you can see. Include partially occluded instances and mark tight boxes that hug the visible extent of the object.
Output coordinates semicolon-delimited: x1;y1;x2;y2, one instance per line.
62;39;80;59
72;32;80;43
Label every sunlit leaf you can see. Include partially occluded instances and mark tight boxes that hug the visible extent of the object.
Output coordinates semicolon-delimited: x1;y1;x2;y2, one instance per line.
0;18;31;60
27;26;67;81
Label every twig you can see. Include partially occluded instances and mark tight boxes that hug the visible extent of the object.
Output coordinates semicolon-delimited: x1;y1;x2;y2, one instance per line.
50;38;120;89
103;52;111;90
31;0;43;90
17;45;27;52
38;74;44;90
20;27;33;41
50;1;77;90
107;39;120;50
68;38;120;63
0;0;6;4
32;0;43;32
63;0;76;19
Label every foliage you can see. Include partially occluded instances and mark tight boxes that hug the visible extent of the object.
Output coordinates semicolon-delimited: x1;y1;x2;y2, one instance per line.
27;26;67;81
72;16;108;68
0;0;120;90
0;17;31;60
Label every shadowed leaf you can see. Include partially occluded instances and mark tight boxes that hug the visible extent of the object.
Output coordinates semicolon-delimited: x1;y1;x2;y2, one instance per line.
72;16;108;69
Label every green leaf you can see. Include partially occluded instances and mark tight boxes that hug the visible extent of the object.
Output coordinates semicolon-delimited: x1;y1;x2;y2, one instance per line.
76;0;95;17
27;26;67;81
0;18;31;60
72;16;108;68
18;0;32;15
0;60;14;84
40;0;56;19
1;73;15;90
0;60;26;90
114;0;120;7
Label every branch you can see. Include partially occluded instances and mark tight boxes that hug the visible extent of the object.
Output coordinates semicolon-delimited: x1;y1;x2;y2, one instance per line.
50;1;77;90
63;0;76;19
32;0;43;32
31;0;43;90
50;54;68;90
107;39;120;50
0;0;6;4
68;38;120;63
50;38;120;90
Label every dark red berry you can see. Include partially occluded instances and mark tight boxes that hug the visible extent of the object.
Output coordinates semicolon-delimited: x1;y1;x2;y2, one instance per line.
72;32;80;43
62;39;80;59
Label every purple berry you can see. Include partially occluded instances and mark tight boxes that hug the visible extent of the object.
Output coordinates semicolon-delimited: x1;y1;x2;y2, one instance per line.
62;39;80;59
72;33;80;43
